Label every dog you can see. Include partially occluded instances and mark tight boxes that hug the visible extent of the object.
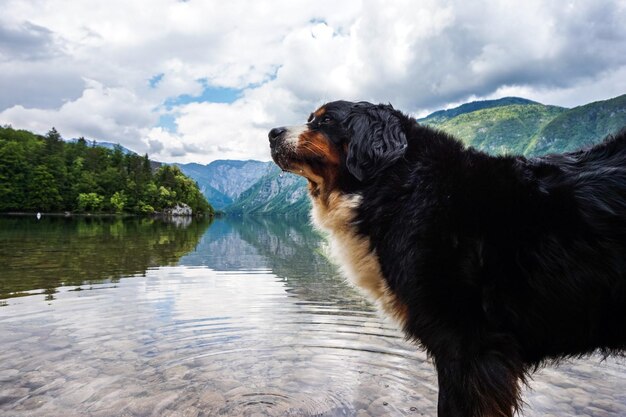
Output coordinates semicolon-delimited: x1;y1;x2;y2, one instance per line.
269;100;626;417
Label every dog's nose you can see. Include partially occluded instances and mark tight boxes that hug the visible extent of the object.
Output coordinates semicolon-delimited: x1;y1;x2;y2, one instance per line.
269;127;287;145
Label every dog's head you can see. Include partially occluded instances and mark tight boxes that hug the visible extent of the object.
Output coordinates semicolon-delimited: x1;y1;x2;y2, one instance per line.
269;101;408;198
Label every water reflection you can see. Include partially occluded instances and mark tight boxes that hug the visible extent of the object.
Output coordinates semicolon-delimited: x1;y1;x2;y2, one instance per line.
0;216;211;301
180;217;361;306
0;216;624;417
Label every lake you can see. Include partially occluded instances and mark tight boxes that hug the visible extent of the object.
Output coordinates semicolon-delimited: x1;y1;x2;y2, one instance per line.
0;216;624;417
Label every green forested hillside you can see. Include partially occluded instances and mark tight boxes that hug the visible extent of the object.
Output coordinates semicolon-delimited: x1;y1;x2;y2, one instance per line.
422;103;567;155
0;126;213;215
421;97;539;125
419;94;626;156
529;94;626;155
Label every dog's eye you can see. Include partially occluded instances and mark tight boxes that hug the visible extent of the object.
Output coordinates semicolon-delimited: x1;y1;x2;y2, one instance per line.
320;115;332;125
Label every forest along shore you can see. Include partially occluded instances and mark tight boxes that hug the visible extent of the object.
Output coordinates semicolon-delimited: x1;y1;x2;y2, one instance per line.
0;126;214;217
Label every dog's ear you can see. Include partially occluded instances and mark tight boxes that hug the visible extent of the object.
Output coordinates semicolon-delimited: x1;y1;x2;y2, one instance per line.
345;104;407;182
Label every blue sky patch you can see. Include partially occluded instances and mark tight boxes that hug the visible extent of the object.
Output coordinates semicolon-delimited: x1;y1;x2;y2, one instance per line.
157;114;177;132
148;73;164;88
156;80;244;132
164;80;242;109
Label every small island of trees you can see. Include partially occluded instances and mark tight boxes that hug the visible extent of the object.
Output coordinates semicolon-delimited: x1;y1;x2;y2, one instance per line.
0;125;213;216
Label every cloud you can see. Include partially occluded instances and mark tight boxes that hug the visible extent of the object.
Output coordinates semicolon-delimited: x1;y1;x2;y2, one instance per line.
486;65;626;109
144;85;305;163
0;80;156;152
0;20;85;110
0;21;60;61
0;0;625;163
0;63;85;111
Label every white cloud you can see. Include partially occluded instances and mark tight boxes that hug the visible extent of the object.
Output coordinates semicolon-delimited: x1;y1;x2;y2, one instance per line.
0;80;156;152
0;0;625;164
145;84;307;163
488;65;626;109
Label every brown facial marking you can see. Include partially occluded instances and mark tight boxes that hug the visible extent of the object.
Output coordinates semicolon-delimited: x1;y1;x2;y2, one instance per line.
313;106;326;120
299;131;340;164
294;129;341;201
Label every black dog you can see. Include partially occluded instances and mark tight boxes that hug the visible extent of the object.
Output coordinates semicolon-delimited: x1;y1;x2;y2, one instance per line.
269;100;626;417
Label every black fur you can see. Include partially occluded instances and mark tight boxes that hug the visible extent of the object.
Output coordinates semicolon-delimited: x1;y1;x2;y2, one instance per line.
345;102;408;181
287;101;626;417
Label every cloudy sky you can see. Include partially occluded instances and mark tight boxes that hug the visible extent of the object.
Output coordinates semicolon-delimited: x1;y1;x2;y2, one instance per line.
1;0;625;163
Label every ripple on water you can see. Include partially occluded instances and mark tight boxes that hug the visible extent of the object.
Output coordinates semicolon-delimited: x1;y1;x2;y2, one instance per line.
0;266;440;417
1;266;625;417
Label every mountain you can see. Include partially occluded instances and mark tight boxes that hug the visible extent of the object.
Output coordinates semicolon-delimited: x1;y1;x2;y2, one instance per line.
176;159;310;216
420;102;568;155
420;97;539;125
226;164;310;217
528;94;626;155
66;138;136;155
176;160;271;210
419;94;626;156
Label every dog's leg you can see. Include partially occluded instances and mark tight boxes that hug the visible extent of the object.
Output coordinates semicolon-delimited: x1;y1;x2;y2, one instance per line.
435;351;523;417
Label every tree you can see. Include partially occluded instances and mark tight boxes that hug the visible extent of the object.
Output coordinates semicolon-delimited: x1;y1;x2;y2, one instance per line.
46;127;62;142
26;165;63;210
110;191;127;214
77;193;104;212
0;140;28;210
136;201;155;214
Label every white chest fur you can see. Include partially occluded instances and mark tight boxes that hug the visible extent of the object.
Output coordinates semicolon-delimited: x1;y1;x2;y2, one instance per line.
310;192;408;325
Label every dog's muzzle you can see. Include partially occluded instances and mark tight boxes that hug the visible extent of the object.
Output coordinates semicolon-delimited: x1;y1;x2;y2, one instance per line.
269;126;290;169
268;127;287;148
269;125;305;170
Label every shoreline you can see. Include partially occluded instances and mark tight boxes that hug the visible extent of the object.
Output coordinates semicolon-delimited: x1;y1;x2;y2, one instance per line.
3;211;141;218
1;211;217;219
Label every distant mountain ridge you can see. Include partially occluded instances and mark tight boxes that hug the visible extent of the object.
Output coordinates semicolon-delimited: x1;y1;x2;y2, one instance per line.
226;164;310;217
66;139;136;155
420;97;540;124
176;160;272;210
530;94;626;155
419;101;568;155
418;94;626;156
174;160;311;216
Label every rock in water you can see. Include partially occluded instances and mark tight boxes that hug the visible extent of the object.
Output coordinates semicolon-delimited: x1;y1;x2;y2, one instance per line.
164;203;193;217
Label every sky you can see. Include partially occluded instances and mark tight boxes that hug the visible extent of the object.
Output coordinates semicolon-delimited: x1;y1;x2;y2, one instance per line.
1;0;625;164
